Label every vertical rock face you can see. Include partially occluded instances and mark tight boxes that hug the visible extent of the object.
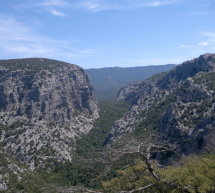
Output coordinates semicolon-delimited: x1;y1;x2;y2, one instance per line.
107;54;215;156
0;58;98;168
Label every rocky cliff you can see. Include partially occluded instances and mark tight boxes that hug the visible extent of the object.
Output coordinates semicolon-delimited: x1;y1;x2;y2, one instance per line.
107;54;215;156
0;58;98;168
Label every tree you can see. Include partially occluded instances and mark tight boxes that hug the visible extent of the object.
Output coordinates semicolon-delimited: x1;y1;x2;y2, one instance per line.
101;132;191;193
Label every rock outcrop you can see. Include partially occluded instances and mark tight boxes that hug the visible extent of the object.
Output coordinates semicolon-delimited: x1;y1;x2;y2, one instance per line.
107;54;215;156
0;58;98;168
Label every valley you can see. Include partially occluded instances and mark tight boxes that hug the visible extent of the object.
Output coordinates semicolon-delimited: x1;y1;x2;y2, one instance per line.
86;65;175;100
0;54;215;193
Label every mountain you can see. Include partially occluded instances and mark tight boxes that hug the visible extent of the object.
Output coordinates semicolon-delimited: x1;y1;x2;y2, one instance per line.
0;55;215;193
85;64;175;101
106;54;215;157
0;58;98;168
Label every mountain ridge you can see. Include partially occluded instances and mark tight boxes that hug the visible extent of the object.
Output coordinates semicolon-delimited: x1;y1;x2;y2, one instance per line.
86;64;175;100
0;55;215;192
106;53;215;158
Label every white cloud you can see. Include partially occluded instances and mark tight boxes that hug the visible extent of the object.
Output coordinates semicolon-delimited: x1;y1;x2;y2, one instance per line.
202;32;215;38
14;0;179;13
178;32;215;56
50;9;65;16
74;0;179;12
13;0;68;9
4;44;55;55
201;32;215;47
180;44;191;48
12;0;68;16
39;0;68;7
144;0;178;7
197;41;208;46
179;32;215;50
74;1;104;12
0;17;37;42
0;16;94;60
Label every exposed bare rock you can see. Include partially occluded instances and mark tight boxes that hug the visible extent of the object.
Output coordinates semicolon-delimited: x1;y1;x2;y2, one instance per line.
107;54;215;156
0;58;98;168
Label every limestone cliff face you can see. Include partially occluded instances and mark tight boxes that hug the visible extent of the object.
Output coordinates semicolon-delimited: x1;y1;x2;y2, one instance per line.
108;54;215;155
0;58;98;168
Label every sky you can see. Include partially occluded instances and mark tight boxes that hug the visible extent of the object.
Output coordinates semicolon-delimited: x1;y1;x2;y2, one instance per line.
0;0;215;68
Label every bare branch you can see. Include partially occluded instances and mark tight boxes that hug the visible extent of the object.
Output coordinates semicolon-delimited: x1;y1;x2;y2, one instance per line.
119;183;156;193
72;132;189;193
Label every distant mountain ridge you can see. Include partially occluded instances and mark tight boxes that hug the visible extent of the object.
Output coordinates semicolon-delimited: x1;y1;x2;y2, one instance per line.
85;64;176;100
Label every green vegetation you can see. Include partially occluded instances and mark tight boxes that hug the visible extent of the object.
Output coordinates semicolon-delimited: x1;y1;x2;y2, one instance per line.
1;81;215;193
101;154;215;193
0;100;130;192
2;149;215;193
194;72;215;90
86;65;175;100
159;154;215;193
0;58;73;71
76;100;130;157
101;159;155;193
135;94;177;135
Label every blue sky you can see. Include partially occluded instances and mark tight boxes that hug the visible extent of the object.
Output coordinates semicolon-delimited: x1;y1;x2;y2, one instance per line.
0;0;215;68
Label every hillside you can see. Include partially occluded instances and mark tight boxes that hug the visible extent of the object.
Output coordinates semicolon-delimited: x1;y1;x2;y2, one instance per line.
86;64;175;100
107;54;215;158
0;55;215;193
0;58;98;168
